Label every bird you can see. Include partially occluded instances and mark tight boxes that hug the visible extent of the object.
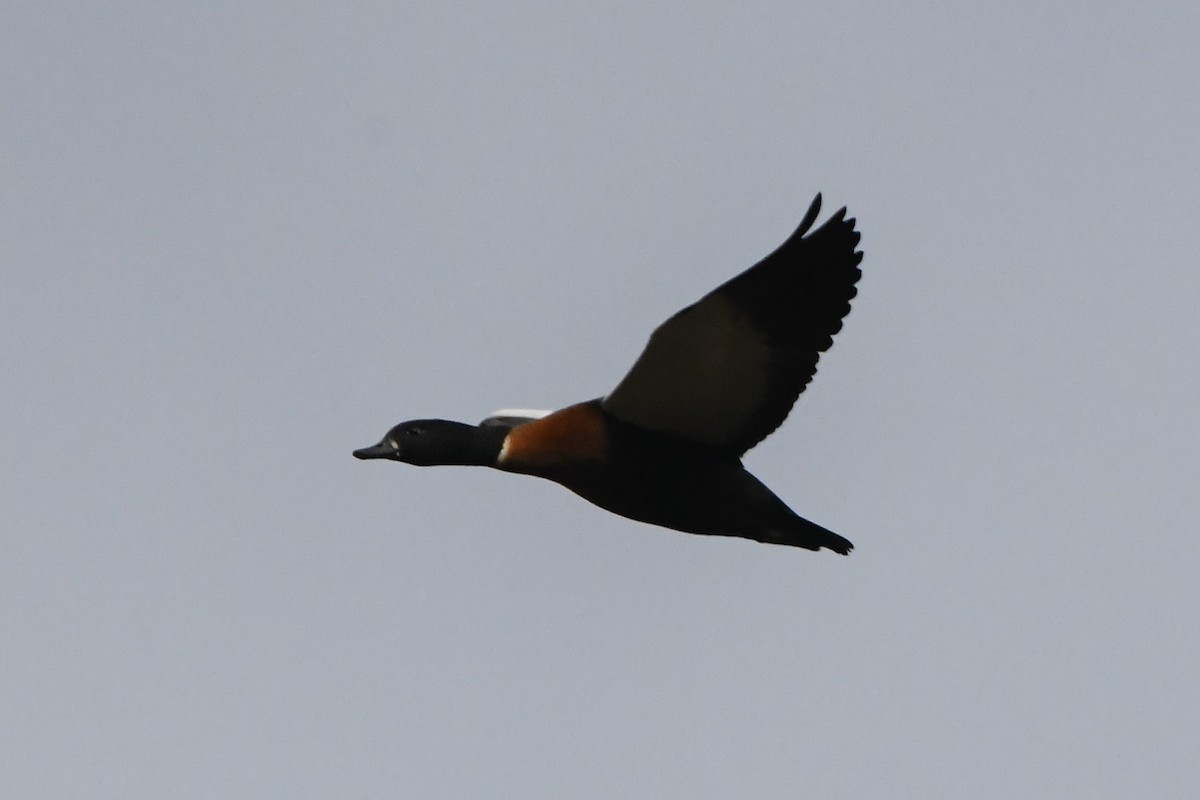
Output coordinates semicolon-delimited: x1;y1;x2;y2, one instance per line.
354;194;863;554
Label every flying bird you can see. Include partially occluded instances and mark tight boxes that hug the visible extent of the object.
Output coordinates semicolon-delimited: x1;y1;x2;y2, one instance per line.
355;194;863;553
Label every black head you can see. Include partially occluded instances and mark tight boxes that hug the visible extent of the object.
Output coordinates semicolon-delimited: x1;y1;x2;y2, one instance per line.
353;419;506;467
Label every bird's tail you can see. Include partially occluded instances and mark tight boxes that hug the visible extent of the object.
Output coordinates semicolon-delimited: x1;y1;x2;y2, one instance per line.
758;515;854;555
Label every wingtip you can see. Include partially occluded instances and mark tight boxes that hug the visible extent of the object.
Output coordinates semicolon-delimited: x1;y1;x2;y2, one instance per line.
794;194;860;241
795;193;824;237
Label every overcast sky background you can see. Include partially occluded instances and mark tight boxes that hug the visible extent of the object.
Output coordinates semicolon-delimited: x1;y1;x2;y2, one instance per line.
4;2;1198;797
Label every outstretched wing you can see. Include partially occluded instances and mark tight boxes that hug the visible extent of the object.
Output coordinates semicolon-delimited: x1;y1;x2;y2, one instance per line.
602;194;862;455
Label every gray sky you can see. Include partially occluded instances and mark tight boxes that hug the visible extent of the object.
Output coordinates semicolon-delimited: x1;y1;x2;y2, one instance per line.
4;2;1198;797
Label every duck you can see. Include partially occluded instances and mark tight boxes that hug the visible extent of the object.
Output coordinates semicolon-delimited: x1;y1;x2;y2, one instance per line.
354;194;863;554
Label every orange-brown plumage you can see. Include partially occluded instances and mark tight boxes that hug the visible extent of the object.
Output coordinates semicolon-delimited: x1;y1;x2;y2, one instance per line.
497;402;609;474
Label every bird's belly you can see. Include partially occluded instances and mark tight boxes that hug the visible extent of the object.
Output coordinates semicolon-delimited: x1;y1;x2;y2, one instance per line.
556;461;771;538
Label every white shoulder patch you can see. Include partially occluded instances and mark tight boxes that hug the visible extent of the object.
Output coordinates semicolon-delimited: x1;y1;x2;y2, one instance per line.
479;408;553;427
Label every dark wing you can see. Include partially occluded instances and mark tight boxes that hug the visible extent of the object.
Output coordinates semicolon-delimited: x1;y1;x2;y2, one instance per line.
601;194;862;455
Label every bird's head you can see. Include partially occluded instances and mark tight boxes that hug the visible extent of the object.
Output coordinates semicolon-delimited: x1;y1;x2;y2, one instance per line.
353;419;505;467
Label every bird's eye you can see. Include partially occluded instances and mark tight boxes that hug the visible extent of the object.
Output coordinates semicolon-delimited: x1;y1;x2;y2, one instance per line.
405;426;423;437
